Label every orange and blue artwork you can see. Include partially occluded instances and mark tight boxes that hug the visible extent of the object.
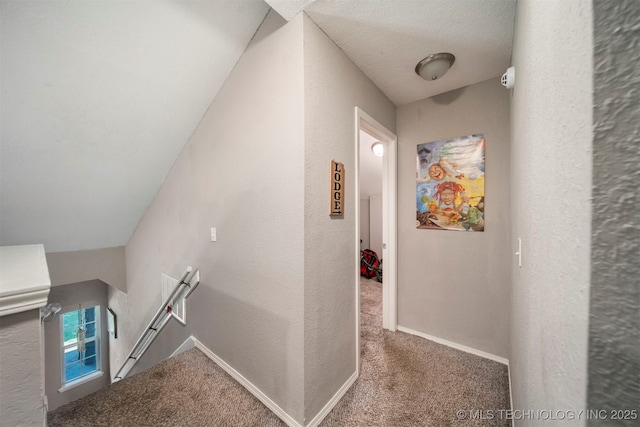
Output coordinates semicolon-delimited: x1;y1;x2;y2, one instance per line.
416;134;485;231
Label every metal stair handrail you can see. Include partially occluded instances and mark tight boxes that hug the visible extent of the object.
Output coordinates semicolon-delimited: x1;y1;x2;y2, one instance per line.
113;266;200;382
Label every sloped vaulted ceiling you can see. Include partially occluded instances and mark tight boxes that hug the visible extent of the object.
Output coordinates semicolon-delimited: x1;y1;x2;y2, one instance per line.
0;0;269;252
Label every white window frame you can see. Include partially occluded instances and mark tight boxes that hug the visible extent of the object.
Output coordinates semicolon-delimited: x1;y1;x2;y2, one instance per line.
58;305;103;393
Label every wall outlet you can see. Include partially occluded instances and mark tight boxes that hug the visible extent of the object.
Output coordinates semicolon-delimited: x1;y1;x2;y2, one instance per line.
210;227;217;242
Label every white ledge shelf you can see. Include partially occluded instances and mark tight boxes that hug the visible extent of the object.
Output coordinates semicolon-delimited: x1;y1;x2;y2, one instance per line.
0;244;51;317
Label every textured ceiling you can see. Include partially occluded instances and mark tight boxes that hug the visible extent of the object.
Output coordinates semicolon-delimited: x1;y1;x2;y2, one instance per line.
264;0;315;20
0;0;269;252
267;0;516;105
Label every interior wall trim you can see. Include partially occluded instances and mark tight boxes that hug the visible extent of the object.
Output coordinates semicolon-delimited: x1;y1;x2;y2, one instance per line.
397;326;509;365
190;337;303;427
180;336;357;427
306;370;358;427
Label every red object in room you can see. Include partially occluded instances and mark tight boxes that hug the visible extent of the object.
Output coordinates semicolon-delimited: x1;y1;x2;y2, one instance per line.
361;249;381;281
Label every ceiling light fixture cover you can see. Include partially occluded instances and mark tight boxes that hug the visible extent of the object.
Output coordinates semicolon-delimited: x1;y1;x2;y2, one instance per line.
371;142;384;157
415;53;455;81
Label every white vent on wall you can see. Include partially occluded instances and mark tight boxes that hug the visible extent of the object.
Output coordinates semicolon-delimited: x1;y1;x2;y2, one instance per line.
161;273;185;325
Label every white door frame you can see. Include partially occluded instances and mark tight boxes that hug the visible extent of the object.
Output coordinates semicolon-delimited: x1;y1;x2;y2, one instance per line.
354;107;397;371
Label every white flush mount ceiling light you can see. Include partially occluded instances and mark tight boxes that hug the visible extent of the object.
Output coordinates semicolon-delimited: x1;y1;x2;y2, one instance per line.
371;142;384;157
415;53;456;81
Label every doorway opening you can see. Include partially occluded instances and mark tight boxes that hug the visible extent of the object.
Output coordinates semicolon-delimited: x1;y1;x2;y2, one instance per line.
355;107;397;372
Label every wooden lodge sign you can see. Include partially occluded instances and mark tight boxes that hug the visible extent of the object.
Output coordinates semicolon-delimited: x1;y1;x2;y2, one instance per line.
330;160;345;216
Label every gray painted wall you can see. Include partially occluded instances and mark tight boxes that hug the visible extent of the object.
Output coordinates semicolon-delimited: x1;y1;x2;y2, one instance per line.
0;309;45;426
588;0;639;422
46;247;126;292
360;199;370;251
396;78;511;358
111;10;306;423
369;195;383;258
44;280;110;411
509;0;592;419
302;14;396;421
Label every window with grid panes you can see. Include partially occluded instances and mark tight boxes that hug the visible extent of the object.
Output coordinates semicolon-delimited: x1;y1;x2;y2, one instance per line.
60;306;101;384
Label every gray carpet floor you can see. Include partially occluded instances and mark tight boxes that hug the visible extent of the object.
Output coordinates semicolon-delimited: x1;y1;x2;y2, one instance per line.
47;347;285;427
319;278;510;426
48;277;510;426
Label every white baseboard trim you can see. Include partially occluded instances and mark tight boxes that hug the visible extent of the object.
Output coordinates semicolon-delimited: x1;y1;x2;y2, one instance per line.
170;336;196;358
507;363;514;427
191;337;303;427
507;364;514;427
306;370;358;427
396;326;509;366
